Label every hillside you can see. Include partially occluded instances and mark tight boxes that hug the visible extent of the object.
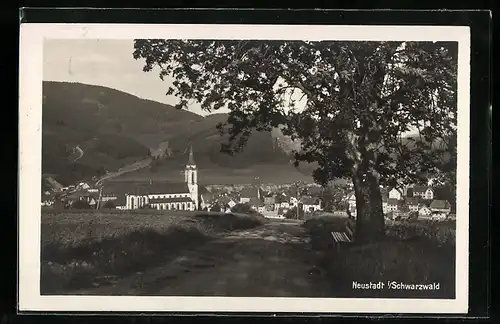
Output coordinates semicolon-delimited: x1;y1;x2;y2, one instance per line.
42;81;301;185
42;81;453;187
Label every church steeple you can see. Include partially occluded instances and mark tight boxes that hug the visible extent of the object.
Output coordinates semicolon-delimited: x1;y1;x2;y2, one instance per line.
187;143;195;166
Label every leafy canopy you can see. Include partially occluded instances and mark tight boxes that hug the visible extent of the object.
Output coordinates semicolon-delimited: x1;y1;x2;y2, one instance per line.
133;40;457;188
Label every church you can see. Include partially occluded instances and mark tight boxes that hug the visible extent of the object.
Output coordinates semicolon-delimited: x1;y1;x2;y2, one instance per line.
124;145;199;211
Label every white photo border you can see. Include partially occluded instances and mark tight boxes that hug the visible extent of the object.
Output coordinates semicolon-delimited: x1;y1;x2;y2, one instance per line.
18;23;470;314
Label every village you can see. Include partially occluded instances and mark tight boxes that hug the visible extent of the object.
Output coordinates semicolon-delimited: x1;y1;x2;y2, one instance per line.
41;146;455;222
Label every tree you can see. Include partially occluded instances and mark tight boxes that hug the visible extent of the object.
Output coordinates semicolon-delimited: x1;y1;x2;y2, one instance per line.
231;203;253;214
210;204;221;212
321;184;348;212
133;40;457;243
285;206;304;219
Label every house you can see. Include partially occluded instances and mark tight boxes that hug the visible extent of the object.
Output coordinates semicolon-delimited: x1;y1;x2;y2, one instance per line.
264;195;276;206
406;197;421;212
248;197;264;211
124;145;199;211
77;182;91;190
418;206;432;217
277;207;288;216
388;188;403;200
41;192;55;207
382;195;389;213
227;199;237;209
301;197;322;213
274;194;290;210
386;198;401;212
289;196;299;207
346;192;356;208
412;186;435;200
239;186;263;204
429;199;452;215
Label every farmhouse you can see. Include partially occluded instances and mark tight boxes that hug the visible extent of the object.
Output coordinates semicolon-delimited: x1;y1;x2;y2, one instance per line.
388;188;403;200
274;194;290;210
418;205;432;217
386;198;401;212
301;197;322;213
429;199;452;215
406;197;421;212
239;186;264;204
264;195;276;206
411;186;435;200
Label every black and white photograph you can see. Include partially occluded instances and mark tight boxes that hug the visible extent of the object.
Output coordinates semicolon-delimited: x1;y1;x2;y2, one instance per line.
18;23;470;313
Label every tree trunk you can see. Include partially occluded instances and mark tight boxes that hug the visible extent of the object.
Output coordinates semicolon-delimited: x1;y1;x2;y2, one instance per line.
352;171;385;244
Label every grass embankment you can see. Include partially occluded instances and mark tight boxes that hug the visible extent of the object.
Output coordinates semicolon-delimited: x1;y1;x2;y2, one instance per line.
41;210;265;294
304;216;456;299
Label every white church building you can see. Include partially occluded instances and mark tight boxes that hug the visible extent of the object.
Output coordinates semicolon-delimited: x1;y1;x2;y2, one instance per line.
124;145;199;211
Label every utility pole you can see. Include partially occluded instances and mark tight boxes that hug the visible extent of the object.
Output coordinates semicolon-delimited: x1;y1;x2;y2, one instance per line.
295;181;303;220
96;185;103;210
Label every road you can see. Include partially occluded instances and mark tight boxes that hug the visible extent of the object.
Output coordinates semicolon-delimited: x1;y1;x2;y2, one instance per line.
95;158;153;185
70;220;335;297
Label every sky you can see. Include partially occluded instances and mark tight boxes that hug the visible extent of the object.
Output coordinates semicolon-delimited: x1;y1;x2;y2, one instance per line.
43;39;223;116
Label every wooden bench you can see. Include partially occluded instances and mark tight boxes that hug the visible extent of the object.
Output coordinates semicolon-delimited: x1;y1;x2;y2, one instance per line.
331;219;355;251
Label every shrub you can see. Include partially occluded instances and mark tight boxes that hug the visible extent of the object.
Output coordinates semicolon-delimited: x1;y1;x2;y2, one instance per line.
304;216;456;298
102;200;116;209
71;200;91;210
231;203;252;214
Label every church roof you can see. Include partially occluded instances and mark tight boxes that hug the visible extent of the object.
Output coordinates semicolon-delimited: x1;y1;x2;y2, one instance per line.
103;181;190;196
149;197;193;204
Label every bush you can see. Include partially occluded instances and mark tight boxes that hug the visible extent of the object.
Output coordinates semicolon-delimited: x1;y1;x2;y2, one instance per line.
71;200;91;210
285;206;304;220
231;203;253;214
102;200;116;209
304;216;456;298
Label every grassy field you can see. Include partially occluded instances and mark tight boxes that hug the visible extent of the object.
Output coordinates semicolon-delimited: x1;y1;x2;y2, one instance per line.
303;215;456;299
41;209;266;294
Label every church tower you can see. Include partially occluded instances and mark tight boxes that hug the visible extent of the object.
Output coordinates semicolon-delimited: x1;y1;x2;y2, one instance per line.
185;144;198;210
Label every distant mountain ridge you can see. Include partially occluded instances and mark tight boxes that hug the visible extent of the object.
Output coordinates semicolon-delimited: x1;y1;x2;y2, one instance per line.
42;81;451;187
42;81;300;185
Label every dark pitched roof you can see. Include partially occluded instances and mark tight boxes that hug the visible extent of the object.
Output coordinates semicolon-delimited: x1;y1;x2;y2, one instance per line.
240;186;262;199
387;198;401;206
102;181;190;196
430;200;451;209
275;195;289;203
405;197;420;205
149;197;193;204
414;186;432;193
248;197;264;207
302;197;320;205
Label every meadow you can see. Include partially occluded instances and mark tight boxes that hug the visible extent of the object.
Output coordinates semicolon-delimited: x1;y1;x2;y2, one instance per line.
41;209;265;294
303;216;457;299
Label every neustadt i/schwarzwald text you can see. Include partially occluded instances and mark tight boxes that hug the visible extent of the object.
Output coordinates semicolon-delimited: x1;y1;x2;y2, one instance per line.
352;281;441;290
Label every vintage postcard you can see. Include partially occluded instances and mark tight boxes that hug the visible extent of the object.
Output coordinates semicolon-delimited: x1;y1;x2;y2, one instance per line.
18;23;470;314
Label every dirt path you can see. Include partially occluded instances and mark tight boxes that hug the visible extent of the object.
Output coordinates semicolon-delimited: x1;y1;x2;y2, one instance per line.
71;221;334;297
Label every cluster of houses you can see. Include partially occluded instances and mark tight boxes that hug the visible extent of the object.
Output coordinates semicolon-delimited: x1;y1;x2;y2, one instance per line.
41;145;453;221
41;146;323;216
346;185;453;219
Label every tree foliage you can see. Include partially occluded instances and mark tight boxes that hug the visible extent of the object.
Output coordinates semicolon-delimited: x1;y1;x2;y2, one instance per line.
133;39;457;243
